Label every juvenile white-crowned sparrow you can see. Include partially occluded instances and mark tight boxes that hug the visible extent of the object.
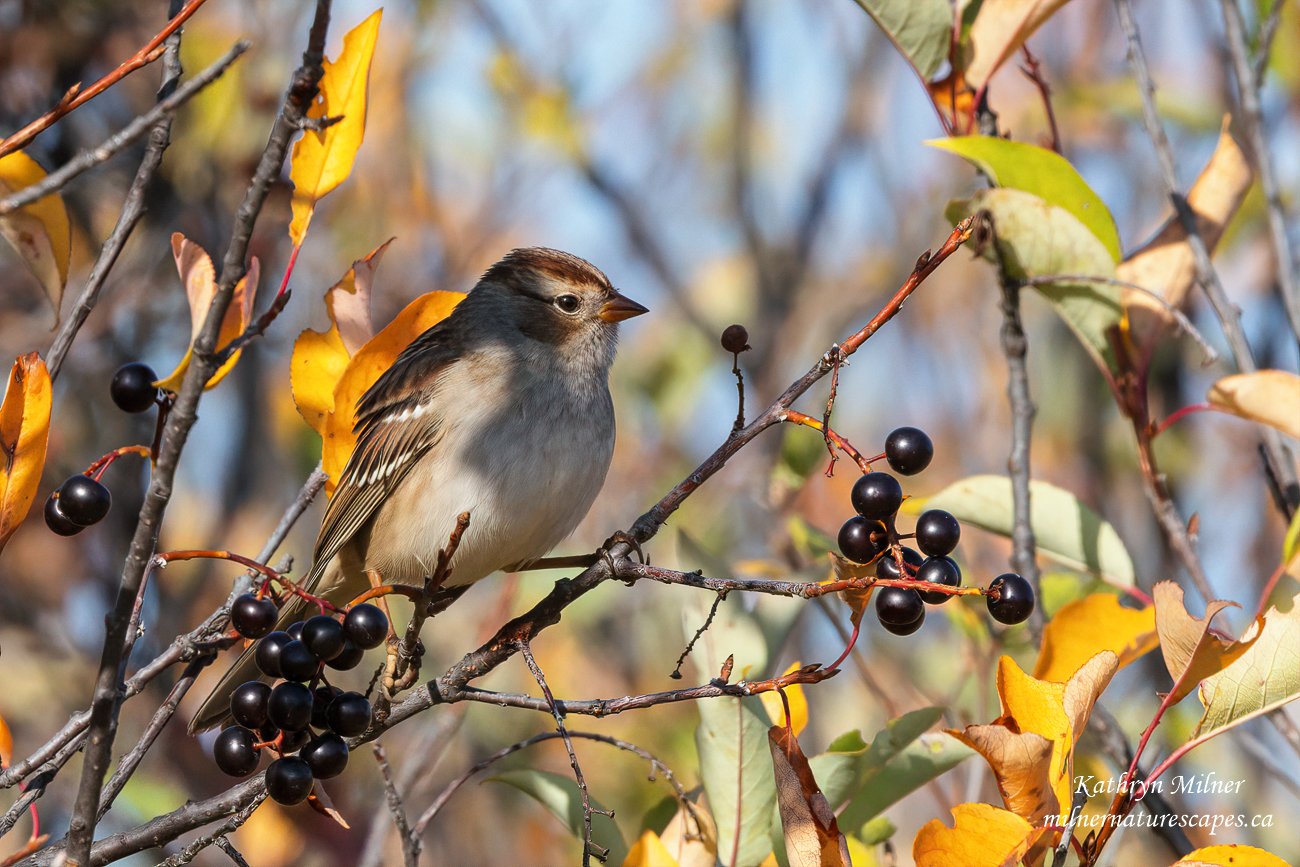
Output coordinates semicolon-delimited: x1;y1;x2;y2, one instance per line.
190;247;646;732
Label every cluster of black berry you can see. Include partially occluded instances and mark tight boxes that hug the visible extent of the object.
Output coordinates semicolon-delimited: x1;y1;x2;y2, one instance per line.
837;426;1035;634
44;363;160;537
214;598;389;805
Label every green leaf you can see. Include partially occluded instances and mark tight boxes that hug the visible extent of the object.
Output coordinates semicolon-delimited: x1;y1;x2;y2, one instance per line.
908;475;1136;589
857;815;897;845
928;136;1121;261
696;697;778;867
946;188;1123;373
1194;595;1300;738
848;0;953;80
487;769;627;865
838;724;973;831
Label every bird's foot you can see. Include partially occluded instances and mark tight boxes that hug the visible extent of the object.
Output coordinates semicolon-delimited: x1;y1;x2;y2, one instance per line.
599;530;645;582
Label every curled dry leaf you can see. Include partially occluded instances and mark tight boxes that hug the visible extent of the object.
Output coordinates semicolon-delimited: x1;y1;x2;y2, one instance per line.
155;233;259;392
826;551;874;625
0;152;71;322
912;802;1046;867
0;353;52;553
1033;593;1157;684
1172;844;1290;867
1206;370;1300;441
1153;581;1256;705
288;9;383;246
767;725;850;867
963;0;1079;90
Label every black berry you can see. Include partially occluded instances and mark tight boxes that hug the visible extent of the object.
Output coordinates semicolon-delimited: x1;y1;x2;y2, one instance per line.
279;727;311;754
875;546;923;581
326;692;371;737
278;639;320;682
327;637;363;671
255;631;293;678
884;427;933;476
268;682;314;732
110;362;159;413
837;516;887;564
311;686;342;729
343;604;388;649
44;497;83;536
266;757;314;805
301;733;349;778
916;556;961;604
57;476;111;526
851;472;903;520
231;594;277;639
881;610;925;635
301;615;345;661
987;573;1035;625
915;509;960;557
720;324;750;354
286;620;306;641
230;681;272;729
875;586;924;633
213;726;259;777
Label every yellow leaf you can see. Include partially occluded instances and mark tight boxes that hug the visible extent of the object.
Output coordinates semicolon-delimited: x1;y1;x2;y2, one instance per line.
912;802;1045;867
0;353;52;553
320;290;463;493
623;831;680;867
289;240;392;434
288;9;383;246
1195;593;1300;737
1153;582;1257;705
761;661;809;737
1207;370;1300;440
964;0;1077;89
155;233;259;392
0;152;71;321
768;725;850;867
1033;594;1158;683
1172;845;1290;867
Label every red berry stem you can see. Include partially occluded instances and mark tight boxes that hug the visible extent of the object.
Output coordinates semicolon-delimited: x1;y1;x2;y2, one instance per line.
85;444;154;481
780;409;873;474
153;549;343;613
1151;402;1213;438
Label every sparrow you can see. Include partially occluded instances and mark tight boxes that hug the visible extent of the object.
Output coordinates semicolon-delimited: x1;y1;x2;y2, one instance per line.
190;247;647;732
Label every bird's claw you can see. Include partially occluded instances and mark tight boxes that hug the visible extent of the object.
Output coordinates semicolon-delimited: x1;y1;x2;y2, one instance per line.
599;530;644;582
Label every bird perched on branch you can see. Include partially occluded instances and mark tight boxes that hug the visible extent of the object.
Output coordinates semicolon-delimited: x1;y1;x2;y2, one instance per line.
190;247;647;732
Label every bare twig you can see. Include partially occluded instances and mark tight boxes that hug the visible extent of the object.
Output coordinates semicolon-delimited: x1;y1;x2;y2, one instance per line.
671;592;728;679
373;744;420;867
214;838;252;867
154;793;267;867
1019;44;1061;153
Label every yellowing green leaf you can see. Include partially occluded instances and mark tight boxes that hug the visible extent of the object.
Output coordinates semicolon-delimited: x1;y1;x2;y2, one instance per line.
623;831;680;867
1153;582;1257;705
1034;594;1157;683
0;353;51;553
155;233;259;392
1173;845;1290;867
848;0;953;81
928;136;1121;261
1195;593;1300;737
0;152;71;320
1206;370;1300;440
760;662;809;738
964;0;1079;89
909;475;1135;589
288;9;383;246
768;725;850;867
696;698;777;867
912;802;1044;867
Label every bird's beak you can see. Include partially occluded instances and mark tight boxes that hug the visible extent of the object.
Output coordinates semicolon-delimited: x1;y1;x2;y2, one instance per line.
598;291;649;323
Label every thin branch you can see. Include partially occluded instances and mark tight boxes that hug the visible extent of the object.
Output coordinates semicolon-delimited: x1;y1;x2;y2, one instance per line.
154;792;267;867
373;744;420;867
671;592;728;679
1019;44;1061;153
213;838;252;867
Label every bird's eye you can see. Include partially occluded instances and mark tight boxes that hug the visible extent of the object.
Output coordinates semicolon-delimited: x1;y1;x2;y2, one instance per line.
554;294;581;314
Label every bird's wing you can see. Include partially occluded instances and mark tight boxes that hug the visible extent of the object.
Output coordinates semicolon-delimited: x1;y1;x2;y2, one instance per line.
309;318;466;582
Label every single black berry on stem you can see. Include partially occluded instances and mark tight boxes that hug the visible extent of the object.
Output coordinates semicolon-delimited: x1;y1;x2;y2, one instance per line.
255;631;293;678
851;472;903;519
987;573;1035;625
343;604;388;649
57;476;111;526
884;426;933;475
110;362;159;413
875;546;923;581
916;556;961;604
278;639;320;682
231;594;277;639
838;516;887;564
327;637;364;671
301;733;349;778
720;324;750;354
230;681;272;729
266;756;314;805
326;692;371;737
268;682;314;732
875;586;924;635
213;726;259;777
44;497;83;536
915;509;961;557
301;615;345;661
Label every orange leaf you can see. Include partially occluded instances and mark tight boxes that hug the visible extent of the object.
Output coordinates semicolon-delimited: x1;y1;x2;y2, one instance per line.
155;233;259;392
288;9;383;246
0;712;13;767
767;726;850;867
1154;582;1257;705
0;152;70;321
622;830;681;867
760;661;809;737
913;802;1046;867
0;353;52;553
1033;594;1157;683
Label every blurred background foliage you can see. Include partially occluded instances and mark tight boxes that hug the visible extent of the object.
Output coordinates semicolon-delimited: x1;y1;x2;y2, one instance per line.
1;0;1297;864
